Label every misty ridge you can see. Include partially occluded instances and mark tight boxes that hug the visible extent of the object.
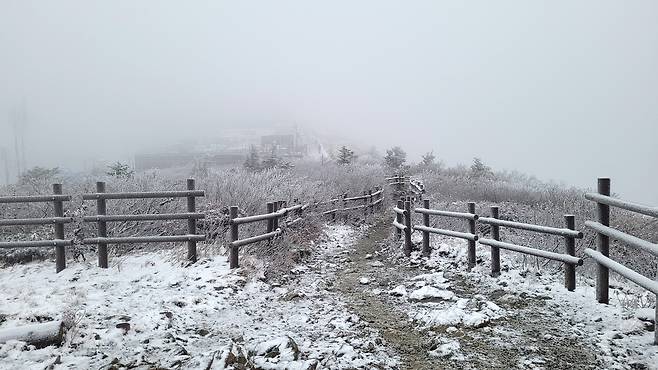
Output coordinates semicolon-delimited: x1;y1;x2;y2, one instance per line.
0;2;657;370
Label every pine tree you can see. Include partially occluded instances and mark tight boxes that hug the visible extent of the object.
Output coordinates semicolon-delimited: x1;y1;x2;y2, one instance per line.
336;146;355;165
384;146;407;169
244;145;261;171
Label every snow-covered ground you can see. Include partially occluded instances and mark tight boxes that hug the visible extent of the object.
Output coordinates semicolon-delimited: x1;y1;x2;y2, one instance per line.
1;221;656;369
0;225;398;369
381;231;658;369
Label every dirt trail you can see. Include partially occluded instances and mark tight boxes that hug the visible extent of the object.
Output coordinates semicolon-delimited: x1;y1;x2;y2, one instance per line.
333;219;605;370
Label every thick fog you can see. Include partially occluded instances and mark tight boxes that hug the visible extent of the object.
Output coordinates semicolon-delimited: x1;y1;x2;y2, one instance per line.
1;1;656;203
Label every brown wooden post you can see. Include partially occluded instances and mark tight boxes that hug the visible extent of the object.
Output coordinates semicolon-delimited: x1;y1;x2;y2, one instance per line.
266;202;274;232
362;191;368;219
186;179;197;263
229;206;239;269
564;214;576;291
272;202;279;230
490;206;501;276
404;200;412;256
396;200;403;240
52;184;66;273
596;178;610;304
96;181;108;268
422;199;430;257
467;202;477;269
368;190;373;216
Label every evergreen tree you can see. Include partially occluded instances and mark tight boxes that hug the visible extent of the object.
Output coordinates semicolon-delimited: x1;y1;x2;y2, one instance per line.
384;146;407;169
336;146;355;165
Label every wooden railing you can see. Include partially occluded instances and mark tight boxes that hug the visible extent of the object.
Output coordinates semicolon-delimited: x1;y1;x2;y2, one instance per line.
320;188;384;222
229;201;308;269
390;176;657;343
0;184;73;272
583;178;657;344
81;179;205;267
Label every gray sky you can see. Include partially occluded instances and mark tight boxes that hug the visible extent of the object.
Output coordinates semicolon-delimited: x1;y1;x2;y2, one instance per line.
1;1;657;203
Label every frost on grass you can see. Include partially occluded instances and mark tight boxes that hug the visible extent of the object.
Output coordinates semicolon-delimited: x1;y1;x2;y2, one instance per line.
0;224;398;369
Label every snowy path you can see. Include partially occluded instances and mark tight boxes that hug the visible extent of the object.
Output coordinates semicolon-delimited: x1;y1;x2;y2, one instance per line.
338;220;657;370
0;221;656;369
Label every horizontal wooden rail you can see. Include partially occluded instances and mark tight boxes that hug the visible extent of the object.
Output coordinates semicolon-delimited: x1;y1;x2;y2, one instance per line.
0;217;73;226
322;208;339;215
585;221;658;257
393;207;406;215
413;208;478;221
0;195;71;203
231;229;282;248
479;217;582;238
83;213;204;222
479;238;583;265
0;239;73;249
372;198;383;206
82;234;205;245
82;190;204;200
585;193;658;218
343;194;370;201
287;217;303;226
585;249;658;294
393;220;407;231
414;225;478;241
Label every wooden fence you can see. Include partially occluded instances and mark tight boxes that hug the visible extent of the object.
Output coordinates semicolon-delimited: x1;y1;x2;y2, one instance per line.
229;201;308;269
0;181;387;272
81;179;206;267
583;178;658;344
390;175;657;343
0;184;73;272
228;187;384;269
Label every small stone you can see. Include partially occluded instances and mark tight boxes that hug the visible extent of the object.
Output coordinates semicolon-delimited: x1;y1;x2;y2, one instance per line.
115;322;130;334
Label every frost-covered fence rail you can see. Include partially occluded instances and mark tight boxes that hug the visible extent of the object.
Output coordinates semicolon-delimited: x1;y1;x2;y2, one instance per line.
229;200;308;269
584;177;658;344
411;200;478;262
320;188;383;221
478;207;584;290
81;178;205;267
0;184;73;273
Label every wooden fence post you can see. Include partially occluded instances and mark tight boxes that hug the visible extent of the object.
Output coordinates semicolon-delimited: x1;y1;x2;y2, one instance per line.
564;214;576;291
467;202;477;269
52;184;66;273
186;178;197;263
404;200;412;256
267;202;274;232
272;202;279;230
343;193;348;222
396;200;403;240
596;178;610;304
368;190;373;216
363;191;368;219
96;181;108;268
422;199;430;257
229;206;239;269
490;206;501;276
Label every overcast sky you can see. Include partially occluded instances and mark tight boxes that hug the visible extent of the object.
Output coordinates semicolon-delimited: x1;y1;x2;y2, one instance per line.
1;1;656;203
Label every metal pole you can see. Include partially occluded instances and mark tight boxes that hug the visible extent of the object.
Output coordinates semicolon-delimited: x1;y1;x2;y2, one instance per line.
396;200;403;240
467;202;477;269
422;199;430;257
266;202;274;232
564;214;576;291
490;206;500;276
53;184;66;273
186;179;197;263
404;200;412;256
596;178;610;304
229;206;239;269
96;181;108;268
